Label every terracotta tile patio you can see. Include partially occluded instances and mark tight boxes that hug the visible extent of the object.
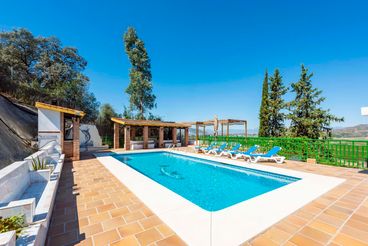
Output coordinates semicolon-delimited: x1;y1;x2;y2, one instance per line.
46;153;185;246
46;150;368;245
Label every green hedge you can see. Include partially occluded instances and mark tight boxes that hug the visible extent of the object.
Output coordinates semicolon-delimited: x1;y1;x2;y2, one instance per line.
199;136;368;169
102;135;124;148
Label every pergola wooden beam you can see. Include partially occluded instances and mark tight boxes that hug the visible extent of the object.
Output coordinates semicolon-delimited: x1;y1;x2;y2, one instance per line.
112;117;191;128
186;118;248;142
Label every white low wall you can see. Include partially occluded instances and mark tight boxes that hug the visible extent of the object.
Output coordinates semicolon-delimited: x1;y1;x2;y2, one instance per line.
0;141;65;246
131;140;155;150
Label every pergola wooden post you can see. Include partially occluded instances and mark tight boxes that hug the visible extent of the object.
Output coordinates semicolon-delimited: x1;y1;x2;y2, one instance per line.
124;126;131;150
72;117;80;161
159;127;164;148
172;127;177;145
244;121;248;137
195;124;199;143
184;128;189;146
113;122;120;149
143;126;149;149
130;127;136;140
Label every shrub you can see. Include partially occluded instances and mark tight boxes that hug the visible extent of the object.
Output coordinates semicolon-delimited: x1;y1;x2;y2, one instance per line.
31;156;47;170
0;215;26;238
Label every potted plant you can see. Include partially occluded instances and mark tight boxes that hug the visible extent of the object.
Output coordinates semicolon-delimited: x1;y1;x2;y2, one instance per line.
30;157;51;182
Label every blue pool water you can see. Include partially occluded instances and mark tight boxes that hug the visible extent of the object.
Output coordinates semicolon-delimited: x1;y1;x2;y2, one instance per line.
113;152;300;211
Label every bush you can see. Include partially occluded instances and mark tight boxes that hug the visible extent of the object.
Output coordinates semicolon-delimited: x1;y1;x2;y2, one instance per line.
0;215;26;237
31;156;47;170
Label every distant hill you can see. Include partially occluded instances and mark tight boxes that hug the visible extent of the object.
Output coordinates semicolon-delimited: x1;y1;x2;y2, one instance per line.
332;124;368;139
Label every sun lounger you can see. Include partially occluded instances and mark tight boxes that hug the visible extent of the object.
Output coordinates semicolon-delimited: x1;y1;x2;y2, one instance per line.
231;145;259;159
244;146;285;164
207;143;227;155
217;143;242;157
196;142;216;153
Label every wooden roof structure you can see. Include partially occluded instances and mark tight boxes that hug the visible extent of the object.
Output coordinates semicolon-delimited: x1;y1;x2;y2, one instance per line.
189;119;247;126
183;118;248;140
35;102;85;117
111;118;191;128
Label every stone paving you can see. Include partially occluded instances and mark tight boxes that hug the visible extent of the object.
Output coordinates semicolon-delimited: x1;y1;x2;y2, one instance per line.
46;154;185;246
46;150;368;246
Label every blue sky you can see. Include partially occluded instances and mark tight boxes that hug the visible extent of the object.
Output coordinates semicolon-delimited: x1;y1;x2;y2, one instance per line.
1;0;368;129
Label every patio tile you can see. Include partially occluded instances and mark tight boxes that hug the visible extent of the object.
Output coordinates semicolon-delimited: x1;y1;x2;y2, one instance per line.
156;235;186;246
156;224;175;237
78;207;97;218
97;203;116;213
299;226;332;244
80;223;103;237
88;211;111;224
102;216;126;231
333;233;368;246
250;235;279;246
109;207;130;217
47;230;79;246
262;227;291;244
290;233;323;246
48;223;65;236
341;225;368;243
123;211;146;223
140;215;163;229
92;229;121;245
308;219;338;234
111;236;140;246
135;228;163;245
118;222;144;237
75;238;93;246
346;218;368;231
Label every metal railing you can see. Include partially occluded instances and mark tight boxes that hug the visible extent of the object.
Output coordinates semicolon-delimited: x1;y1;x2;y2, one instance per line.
198;136;368;169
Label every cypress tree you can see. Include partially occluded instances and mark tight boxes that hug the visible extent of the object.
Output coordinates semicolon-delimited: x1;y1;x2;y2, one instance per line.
268;69;288;137
288;65;343;139
123;27;156;120
258;70;270;137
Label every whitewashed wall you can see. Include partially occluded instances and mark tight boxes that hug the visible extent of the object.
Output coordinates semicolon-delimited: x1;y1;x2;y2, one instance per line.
38;109;61;148
80;124;103;147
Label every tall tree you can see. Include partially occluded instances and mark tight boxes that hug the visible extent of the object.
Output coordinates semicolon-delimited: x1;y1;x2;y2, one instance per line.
258;70;270;137
123;27;156;120
288;65;343;139
268;69;288;137
0;28;99;122
97;104;120;137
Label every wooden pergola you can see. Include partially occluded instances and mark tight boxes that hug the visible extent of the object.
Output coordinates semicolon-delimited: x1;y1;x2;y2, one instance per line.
189;118;247;142
111;118;191;150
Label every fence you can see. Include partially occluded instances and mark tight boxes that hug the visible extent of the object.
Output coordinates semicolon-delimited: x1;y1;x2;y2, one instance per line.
198;136;368;169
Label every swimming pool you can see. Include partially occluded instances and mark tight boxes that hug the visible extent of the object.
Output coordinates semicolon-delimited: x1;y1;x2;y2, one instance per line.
98;150;344;245
113;151;300;211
